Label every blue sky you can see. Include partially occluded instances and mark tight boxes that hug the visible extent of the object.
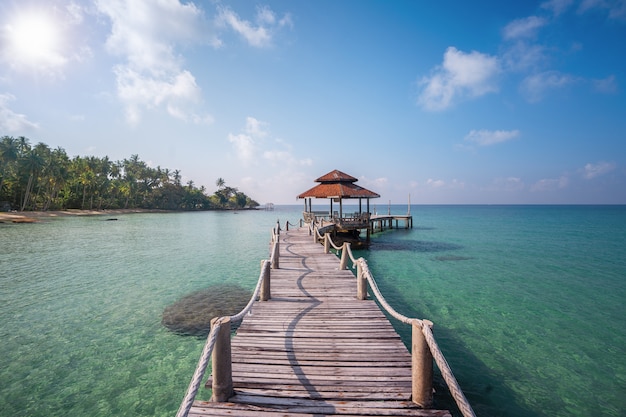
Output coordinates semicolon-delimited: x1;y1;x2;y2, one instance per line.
1;0;625;204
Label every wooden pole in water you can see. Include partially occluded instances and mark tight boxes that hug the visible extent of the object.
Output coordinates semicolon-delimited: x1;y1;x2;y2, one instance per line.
211;317;233;402
411;319;434;407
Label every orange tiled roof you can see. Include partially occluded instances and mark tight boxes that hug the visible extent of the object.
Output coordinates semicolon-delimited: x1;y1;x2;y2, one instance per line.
298;170;380;199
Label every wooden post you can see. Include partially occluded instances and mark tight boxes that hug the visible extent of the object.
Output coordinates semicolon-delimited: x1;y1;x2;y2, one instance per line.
411;319;433;408
260;260;271;301
339;243;349;270
276;220;280;235
356;262;367;300
324;233;330;253
211;317;233;402
272;238;279;269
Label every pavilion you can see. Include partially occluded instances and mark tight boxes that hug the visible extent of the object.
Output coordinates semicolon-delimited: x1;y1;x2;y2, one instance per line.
297;170;380;239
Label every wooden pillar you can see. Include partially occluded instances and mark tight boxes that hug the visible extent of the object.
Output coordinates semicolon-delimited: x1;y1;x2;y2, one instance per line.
324;233;330;253
356;262;367;300
339;198;343;219
411;319;433;407
211;317;233;402
272;238;279;269
339;243;349;270
260;260;271;301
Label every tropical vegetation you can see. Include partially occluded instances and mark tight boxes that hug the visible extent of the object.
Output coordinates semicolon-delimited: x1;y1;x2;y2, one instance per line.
0;136;259;212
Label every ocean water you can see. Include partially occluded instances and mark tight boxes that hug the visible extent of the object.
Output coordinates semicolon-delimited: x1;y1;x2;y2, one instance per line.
0;205;624;417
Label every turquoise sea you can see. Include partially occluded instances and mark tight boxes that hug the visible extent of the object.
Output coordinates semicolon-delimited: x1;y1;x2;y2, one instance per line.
0;205;624;417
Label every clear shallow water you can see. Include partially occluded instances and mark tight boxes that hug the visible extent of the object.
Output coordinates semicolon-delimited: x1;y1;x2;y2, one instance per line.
1;206;624;417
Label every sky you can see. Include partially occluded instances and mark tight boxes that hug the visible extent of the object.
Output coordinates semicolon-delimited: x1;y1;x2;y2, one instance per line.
1;0;625;205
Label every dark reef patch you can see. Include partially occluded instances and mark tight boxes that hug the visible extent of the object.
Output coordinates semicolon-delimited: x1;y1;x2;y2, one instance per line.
162;284;250;337
369;239;463;253
434;255;474;261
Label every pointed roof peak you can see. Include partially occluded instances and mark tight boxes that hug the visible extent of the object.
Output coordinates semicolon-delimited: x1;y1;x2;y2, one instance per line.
315;169;358;183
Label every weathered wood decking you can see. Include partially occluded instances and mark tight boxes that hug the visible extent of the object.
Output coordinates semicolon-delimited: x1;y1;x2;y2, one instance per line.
188;226;451;417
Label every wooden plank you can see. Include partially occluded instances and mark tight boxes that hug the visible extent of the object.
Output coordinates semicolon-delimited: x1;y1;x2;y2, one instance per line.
188;226;450;417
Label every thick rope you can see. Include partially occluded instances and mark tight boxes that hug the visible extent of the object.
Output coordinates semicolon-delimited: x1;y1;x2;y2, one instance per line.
175;255;271;417
358;258;415;325
357;257;476;417
231;259;269;323
421;324;476;417
175;321;221;417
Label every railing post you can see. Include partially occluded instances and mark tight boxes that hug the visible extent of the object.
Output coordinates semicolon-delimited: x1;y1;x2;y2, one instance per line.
272;237;279;269
411;319;434;408
300;219;303;228
286;221;289;231
356;261;367;300
210;317;233;402
260;260;271;301
339;242;349;270
276;220;280;235
324;233;330;253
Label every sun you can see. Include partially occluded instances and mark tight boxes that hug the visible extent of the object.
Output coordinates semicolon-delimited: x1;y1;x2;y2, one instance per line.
5;10;66;70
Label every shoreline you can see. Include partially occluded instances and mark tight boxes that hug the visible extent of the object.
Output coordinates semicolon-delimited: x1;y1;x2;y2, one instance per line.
0;208;166;223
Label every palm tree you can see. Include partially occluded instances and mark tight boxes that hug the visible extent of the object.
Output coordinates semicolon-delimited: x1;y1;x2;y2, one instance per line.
20;143;47;211
0;136;19;200
216;177;225;189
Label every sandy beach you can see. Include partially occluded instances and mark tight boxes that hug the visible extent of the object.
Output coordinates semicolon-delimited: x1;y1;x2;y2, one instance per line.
0;209;164;223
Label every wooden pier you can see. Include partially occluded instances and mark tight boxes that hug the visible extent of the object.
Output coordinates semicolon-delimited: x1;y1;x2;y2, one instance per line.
178;222;475;417
183;226;451;416
370;214;413;232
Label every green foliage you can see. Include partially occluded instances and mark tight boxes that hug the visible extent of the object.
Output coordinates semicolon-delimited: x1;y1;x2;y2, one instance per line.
0;136;259;212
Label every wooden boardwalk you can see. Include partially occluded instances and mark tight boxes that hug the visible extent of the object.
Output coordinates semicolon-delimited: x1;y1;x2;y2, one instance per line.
188;226;451;417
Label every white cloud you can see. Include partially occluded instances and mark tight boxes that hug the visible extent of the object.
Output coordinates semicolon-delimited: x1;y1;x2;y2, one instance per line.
426;178;446;188
229;116;310;168
592;75;619;93
503;16;547;39
96;0;215;125
531;176;569;191
0;93;39;132
502;42;547;72
418;47;500;110
229;132;256;165
583;161;616;179
520;71;578;102
579;0;626;20
216;5;292;48
541;0;574;15
465;129;520;146
245;116;269;137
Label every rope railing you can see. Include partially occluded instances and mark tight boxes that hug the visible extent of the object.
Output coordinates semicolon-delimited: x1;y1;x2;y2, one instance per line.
175;251;275;417
314;224;476;417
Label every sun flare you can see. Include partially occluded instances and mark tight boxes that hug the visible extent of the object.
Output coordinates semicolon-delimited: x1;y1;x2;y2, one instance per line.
6;11;65;69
